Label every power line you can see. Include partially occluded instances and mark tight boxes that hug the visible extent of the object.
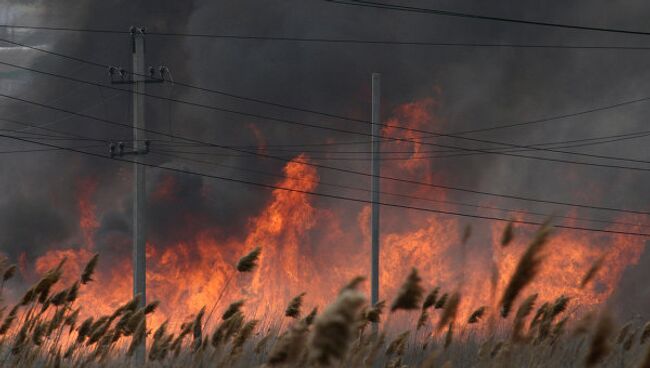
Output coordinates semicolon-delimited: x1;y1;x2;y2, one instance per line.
2;132;648;238
5;37;650;141
154;129;650;162
3;24;650;49
1;111;644;230
327;0;650;36
3;60;650;172
7;110;649;165
3;58;645;167
152;149;649;230
146;126;650;153
0;144;103;154
2;91;649;217
4;113;646;229
10;113;635;229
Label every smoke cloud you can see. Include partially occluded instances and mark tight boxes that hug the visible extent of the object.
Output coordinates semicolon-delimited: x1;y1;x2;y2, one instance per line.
1;0;649;318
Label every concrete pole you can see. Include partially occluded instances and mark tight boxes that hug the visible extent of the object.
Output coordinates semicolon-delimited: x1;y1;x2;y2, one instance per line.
132;27;147;365
371;73;381;308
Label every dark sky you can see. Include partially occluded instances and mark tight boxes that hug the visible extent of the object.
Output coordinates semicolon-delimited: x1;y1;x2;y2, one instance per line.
1;1;650;315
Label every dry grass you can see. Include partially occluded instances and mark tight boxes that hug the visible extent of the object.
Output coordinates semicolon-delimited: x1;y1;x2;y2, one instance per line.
0;224;647;367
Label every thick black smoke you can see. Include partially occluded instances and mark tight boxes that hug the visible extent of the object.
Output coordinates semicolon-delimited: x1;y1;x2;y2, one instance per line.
1;1;649;316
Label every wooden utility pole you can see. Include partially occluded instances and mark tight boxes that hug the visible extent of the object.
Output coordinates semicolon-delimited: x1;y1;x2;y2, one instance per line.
109;26;166;366
131;27;147;365
371;73;381;308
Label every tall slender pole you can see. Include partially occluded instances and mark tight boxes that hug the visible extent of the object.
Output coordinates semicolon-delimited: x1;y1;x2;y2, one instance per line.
132;27;147;366
371;73;381;308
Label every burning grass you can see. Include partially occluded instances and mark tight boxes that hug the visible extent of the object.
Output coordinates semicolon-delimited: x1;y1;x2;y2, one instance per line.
0;224;648;367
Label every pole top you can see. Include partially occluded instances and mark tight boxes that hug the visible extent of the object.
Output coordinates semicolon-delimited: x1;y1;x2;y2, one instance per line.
130;26;146;35
130;26;146;53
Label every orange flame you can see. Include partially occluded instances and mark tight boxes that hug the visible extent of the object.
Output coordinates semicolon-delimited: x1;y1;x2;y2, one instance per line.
24;96;649;331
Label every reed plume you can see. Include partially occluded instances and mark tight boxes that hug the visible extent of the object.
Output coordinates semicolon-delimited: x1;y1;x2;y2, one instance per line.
126;319;146;356
391;268;423;312
435;293;448;309
267;320;308;366
222;300;245;320
211;311;244;347
422;287;439;310
444;323;454;349
303;307;318;326
145;300;160;315
191;306;206;351
641;321;650;344
308;289;366;366
437;292;460;331
236;246;261;272
365;300;385;324
0;305;17;335
81;254;99;284
468;306;487;324
232;319;257;353
76;317;94;343
386;331;409;356
341;276;366;293
149;321;170;361
417;310;429;330
66;281;79;303
285;292;306;318
501;221;514;247
580;254;605;289
499;223;551;317
461;225;472;244
512;293;537;342
584;311;614;367
2;264;16;282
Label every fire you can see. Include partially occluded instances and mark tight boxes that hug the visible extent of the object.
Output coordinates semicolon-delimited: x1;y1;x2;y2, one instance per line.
77;177;99;249
17;96;649;331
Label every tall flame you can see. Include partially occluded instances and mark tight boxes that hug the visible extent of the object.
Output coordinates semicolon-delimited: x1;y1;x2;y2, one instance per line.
22;96;649;329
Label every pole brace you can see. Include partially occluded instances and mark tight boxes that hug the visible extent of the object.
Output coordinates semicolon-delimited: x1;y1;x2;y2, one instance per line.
109;140;151;158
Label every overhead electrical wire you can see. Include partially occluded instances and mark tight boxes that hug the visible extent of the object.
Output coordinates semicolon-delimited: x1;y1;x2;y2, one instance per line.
2;114;646;229
1;58;644;168
5;114;650;165
1;132;648;238
4;112;642;230
2;59;650;172
327;0;650;36
146;128;650;153
0;144;104;154
2;91;650;217
4;37;650;142
151;149;649;230
153;129;650;162
3;23;650;48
